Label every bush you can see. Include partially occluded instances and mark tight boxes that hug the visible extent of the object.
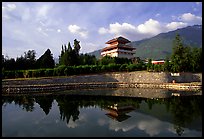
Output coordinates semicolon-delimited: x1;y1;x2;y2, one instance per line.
127;64;137;72
23;70;33;78
54;65;66;76
101;65;108;72
45;69;54;77
4;71;16;79
64;66;74;76
119;64;128;71
15;70;24;78
107;63;121;72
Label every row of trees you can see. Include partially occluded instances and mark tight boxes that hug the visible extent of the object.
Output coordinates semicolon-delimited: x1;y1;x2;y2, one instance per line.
2;34;202;79
2;49;55;71
170;34;202;72
146;34;202;73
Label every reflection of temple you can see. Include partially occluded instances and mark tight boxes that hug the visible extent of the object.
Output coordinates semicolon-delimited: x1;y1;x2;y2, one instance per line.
104;104;135;122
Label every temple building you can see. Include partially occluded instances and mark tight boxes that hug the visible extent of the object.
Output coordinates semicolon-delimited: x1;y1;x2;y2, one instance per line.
101;36;136;59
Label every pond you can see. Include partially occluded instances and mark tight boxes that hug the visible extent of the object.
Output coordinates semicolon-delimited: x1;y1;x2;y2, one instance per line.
2;88;202;137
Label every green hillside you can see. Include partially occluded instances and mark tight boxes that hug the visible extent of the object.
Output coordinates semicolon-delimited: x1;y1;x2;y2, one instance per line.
88;25;202;60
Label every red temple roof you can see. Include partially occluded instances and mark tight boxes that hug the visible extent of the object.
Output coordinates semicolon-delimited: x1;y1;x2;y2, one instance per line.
105;36;131;44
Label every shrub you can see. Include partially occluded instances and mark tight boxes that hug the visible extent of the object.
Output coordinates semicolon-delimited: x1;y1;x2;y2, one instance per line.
4;71;15;79
45;69;54;77
55;65;66;76
119;64;128;71
15;70;24;78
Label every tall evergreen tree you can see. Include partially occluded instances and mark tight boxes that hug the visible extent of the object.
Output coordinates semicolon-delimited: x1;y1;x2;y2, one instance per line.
73;39;80;55
171;34;186;72
59;39;81;66
67;42;72;52
36;49;55;68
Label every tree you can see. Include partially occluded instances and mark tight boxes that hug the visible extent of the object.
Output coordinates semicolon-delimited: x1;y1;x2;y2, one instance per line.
3;57;16;70
171;34;186;72
24;50;37;69
147;58;153;71
67;42;72;52
79;54;97;65
73;39;81;55
99;55;115;65
59;39;81;66
164;57;171;72
15;56;26;70
191;47;202;72
36;49;55;69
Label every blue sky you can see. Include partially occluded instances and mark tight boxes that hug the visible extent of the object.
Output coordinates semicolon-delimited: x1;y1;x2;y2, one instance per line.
2;2;202;59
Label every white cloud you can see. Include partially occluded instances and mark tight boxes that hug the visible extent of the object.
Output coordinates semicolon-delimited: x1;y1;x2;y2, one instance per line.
155;13;160;17
109;22;137;35
2;3;16;20
97;16;200;41
57;29;61;33
36;5;52;18
98;27;109;34
137;19;162;35
166;22;188;31
195;2;200;5
3;3;16;11
179;13;202;24
68;25;88;38
98;19;165;41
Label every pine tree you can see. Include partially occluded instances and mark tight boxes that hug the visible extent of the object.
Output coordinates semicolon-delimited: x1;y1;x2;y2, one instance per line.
36;49;55;68
67;42;72;52
171;34;185;72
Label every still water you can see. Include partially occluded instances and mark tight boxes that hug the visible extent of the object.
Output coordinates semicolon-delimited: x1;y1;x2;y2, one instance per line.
2;88;202;137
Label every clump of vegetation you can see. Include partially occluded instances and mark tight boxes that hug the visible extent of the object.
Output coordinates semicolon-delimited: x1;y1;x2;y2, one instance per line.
2;34;202;79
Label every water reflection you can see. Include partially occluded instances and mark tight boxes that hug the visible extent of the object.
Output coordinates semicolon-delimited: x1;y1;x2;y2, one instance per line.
2;89;202;137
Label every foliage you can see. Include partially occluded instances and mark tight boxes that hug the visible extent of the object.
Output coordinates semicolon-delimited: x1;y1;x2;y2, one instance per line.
59;40;81;66
170;34;202;72
36;49;55;69
146;59;153;71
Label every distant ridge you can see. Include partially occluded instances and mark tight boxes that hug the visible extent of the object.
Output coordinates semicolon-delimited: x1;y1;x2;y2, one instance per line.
88;25;202;60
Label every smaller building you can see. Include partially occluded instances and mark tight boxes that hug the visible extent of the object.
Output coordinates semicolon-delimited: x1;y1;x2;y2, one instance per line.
152;60;165;65
144;60;165;64
101;36;136;59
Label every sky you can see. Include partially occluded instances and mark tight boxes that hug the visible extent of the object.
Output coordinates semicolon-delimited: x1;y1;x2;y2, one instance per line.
2;2;202;59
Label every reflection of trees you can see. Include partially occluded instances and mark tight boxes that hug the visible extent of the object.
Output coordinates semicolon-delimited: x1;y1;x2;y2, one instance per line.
2;96;14;106
170;96;202;136
2;93;202;134
55;95;80;124
10;95;35;112
35;95;54;115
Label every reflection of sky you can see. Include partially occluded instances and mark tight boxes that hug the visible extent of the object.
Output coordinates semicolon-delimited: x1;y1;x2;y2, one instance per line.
65;106;201;137
66;113;87;128
107;111;202;137
2;100;202;137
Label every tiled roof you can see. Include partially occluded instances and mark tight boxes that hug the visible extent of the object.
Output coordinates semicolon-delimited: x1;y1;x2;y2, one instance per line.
105;36;130;44
101;44;135;52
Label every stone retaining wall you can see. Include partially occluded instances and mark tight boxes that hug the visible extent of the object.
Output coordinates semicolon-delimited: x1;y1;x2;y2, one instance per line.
107;71;202;83
2;71;202;85
2;71;202;94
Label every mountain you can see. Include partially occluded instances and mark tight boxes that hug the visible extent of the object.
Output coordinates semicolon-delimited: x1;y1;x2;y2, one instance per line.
88;25;202;60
